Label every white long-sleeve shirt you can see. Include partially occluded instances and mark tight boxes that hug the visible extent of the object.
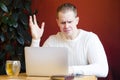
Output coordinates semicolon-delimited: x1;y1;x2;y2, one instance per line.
31;29;108;77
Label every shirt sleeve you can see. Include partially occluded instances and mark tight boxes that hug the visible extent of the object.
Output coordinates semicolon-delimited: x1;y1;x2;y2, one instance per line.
42;36;56;47
70;33;109;77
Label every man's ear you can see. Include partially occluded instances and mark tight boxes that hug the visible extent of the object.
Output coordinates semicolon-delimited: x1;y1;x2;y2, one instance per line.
56;18;59;25
76;17;79;25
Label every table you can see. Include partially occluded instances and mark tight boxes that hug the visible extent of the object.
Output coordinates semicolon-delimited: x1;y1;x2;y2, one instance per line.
0;73;97;80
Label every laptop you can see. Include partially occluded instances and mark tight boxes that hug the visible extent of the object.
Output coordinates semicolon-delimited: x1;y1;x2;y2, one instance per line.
24;47;68;77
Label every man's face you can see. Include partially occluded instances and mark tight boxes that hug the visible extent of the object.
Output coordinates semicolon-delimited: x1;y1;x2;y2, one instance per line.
56;11;79;37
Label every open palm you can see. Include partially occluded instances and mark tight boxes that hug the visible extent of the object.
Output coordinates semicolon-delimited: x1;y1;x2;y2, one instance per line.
29;15;45;40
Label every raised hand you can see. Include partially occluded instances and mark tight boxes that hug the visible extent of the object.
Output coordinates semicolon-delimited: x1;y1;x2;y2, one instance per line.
29;15;45;40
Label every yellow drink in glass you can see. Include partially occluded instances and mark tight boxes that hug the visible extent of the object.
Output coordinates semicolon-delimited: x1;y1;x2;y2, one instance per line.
6;60;21;76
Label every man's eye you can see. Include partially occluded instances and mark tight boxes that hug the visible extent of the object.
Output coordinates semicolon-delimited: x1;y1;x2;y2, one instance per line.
67;21;72;23
61;22;66;24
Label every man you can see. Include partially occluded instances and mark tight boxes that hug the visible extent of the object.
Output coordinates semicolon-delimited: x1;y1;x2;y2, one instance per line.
29;3;108;77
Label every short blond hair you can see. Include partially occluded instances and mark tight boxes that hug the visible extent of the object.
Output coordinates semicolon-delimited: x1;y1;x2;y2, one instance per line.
56;3;77;18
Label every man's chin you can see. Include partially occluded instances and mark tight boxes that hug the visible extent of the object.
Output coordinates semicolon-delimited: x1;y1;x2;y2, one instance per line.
63;30;72;34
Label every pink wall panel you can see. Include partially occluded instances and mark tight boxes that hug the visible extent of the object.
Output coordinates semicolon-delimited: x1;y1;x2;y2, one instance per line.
31;0;120;79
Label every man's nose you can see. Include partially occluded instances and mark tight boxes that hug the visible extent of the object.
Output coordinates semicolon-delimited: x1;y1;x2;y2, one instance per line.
64;23;69;28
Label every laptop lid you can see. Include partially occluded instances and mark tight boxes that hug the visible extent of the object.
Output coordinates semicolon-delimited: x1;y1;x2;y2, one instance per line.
24;47;68;77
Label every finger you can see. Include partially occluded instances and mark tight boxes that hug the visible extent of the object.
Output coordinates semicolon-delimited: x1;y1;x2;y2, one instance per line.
33;15;37;24
41;22;45;29
29;16;33;27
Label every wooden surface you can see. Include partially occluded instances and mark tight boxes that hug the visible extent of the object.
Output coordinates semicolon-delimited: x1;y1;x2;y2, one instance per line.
0;73;97;80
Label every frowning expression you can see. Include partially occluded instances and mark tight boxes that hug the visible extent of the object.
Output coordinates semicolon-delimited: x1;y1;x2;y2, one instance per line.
56;11;79;37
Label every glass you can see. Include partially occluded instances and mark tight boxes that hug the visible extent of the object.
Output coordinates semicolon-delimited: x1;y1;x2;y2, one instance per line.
6;60;21;76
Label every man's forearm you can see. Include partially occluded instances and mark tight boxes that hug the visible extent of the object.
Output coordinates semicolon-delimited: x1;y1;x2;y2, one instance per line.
70;63;108;78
